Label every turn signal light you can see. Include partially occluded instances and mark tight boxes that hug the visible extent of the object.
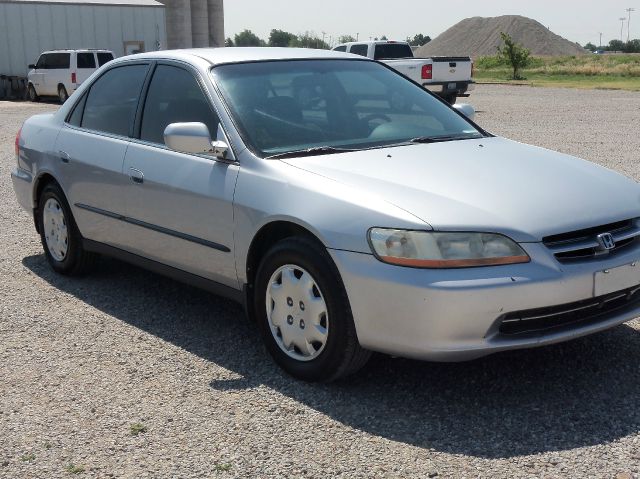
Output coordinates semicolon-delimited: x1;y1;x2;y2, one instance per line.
421;64;433;80
71;72;76;84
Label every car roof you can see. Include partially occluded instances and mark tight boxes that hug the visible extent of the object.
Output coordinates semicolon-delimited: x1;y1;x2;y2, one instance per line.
121;47;366;66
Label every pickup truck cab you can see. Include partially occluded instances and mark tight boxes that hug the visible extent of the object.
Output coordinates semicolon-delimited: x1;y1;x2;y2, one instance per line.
333;40;473;104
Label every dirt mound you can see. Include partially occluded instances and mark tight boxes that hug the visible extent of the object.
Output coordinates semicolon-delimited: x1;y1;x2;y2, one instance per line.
416;15;587;57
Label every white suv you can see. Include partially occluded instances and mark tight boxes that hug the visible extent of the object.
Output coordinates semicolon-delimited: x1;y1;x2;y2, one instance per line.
27;50;115;103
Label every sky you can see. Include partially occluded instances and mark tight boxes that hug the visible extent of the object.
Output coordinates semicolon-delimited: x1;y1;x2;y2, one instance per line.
224;0;638;47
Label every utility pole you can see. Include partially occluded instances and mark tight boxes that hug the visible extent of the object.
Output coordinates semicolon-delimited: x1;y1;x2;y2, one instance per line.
627;8;635;42
356;33;359;41
322;31;326;47
620;17;626;43
599;32;603;49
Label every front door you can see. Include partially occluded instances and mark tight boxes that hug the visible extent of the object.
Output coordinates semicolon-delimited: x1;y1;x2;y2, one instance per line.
122;63;239;288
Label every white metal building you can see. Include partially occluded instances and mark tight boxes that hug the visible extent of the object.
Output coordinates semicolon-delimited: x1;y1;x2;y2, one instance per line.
0;0;166;77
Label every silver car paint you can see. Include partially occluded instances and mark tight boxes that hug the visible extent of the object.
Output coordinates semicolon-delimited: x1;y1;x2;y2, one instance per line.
11;47;640;362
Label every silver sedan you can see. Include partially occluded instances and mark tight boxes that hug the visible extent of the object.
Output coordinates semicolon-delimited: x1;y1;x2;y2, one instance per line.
11;48;640;381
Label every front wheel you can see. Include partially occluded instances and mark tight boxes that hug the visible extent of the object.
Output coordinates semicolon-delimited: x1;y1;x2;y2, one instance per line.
28;84;39;102
37;183;95;275
254;237;371;382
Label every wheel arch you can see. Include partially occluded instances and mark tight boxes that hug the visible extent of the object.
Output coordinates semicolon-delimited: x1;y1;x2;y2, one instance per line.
32;172;61;233
243;220;327;321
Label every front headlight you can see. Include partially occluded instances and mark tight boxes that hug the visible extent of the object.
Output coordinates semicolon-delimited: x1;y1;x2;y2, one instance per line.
368;228;530;268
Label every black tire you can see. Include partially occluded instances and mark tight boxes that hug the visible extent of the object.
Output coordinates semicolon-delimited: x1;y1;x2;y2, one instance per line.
28;84;39;102
37;183;95;275
444;93;457;105
254;236;371;382
58;85;68;104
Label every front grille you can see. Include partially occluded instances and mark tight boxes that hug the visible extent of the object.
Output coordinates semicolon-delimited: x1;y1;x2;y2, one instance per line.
498;285;640;335
543;218;640;263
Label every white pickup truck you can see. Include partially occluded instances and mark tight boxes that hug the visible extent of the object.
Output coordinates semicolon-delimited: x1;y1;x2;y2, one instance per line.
333;40;474;104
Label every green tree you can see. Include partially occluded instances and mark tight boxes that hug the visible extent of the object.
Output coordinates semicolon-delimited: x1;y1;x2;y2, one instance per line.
380;35;388;41
624;39;640;53
496;32;531;80
408;34;431;46
225;37;234;47
289;32;329;49
269;29;297;47
608;39;624;52
234;29;265;47
338;35;356;44
584;42;597;52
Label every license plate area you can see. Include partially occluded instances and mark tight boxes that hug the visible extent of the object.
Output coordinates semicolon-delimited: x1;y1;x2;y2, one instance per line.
448;82;457;90
594;261;640;296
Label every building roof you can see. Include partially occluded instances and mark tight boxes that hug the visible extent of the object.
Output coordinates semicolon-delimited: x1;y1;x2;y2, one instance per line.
0;0;163;7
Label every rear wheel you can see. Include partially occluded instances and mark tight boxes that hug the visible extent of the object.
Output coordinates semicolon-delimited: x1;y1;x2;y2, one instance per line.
37;183;95;275
254;237;371;382
28;84;39;102
58;85;68;103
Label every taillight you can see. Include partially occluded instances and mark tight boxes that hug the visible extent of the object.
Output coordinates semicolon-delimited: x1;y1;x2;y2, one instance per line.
471;61;475;78
15;127;21;159
421;64;433;80
71;72;76;83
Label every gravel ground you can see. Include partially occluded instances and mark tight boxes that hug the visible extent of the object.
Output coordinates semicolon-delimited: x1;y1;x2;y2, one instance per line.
1;86;640;479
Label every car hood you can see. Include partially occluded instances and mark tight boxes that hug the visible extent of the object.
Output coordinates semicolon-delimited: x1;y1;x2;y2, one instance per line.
280;137;640;242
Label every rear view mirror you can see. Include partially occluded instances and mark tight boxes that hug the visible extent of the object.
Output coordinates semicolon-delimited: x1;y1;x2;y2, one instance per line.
163;122;229;160
28;64;36;69
453;103;476;121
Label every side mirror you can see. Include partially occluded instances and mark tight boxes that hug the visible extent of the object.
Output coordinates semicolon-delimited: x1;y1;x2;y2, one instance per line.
163;122;229;160
28;64;36;69
453;103;476;121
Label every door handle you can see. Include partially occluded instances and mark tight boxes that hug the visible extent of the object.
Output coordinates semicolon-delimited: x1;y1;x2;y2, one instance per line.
129;167;144;184
59;150;71;163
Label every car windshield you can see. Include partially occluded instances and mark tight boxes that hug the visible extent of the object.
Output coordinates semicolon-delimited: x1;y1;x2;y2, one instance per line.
211;59;483;158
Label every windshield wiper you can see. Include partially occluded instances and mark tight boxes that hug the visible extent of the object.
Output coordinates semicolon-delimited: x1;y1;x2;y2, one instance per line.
410;134;481;144
265;146;356;159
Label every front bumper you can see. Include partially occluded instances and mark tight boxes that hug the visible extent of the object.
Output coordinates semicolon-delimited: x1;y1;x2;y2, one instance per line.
11;167;34;213
329;242;640;361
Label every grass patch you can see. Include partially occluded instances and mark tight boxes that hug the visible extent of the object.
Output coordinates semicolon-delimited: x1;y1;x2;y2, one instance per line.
20;453;36;462
213;463;232;472
475;54;640;91
65;464;85;474
129;423;147;436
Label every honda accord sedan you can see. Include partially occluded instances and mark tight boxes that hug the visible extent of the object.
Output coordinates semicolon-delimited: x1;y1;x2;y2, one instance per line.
11;48;640;381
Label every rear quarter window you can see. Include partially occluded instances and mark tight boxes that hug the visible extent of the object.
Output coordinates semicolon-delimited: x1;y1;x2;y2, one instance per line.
97;52;115;66
333;46;347;52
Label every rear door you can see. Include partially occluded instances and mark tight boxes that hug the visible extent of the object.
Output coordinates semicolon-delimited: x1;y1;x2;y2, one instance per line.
121;63;239;287
75;52;97;87
54;63;150;248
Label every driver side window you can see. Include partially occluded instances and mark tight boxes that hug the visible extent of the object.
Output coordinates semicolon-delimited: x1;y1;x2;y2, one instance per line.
140;65;219;145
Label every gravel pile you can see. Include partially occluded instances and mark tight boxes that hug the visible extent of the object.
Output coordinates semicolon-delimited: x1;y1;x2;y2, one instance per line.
1;87;640;478
416;15;587;57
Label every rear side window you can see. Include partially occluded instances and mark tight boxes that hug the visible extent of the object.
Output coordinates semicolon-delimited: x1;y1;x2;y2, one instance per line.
333;45;347;52
97;52;114;66
77;52;96;68
140;65;219;145
81;64;148;136
46;53;70;69
349;44;368;57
